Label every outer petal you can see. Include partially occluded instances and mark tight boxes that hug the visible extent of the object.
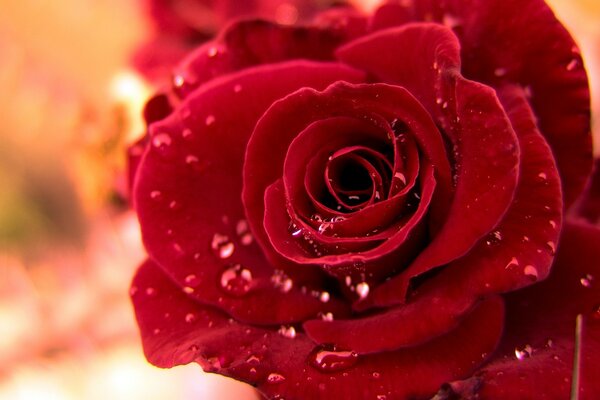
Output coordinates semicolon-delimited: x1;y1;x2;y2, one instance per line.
134;61;364;325
368;85;561;308
337;23;520;291
373;0;592;207
441;222;600;399
131;259;504;400
171;20;348;99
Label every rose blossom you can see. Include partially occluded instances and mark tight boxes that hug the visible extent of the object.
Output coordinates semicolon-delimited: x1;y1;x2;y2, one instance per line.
128;1;600;398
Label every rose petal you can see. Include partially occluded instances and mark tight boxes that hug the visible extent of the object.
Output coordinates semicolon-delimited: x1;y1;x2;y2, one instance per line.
368;85;562;309
172;20;348;98
373;0;592;207
442;222;600;399
337;23;520;291
131;258;504;400
134;61;363;324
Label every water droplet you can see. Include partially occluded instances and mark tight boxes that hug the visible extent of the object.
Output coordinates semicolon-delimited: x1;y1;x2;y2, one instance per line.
233;84;242;93
538;172;547;181
436;97;443;105
377;396;387;400
153;328;161;335
442;13;462;28
146;287;156;296
278;325;296;339
211;233;235;259
152;133;172;149
494;68;507;77
515;344;532;360
394;172;407;185
236;219;254;245
271;270;293;292
580;274;594;288
549;220;557;229
524;265;538;280
319;312;334;321
309;345;358;372
205;115;216;126
442;101;448;109
185;155;199;165
345;276;352;287
319;291;330;303
220;264;253;296
267;373;286;384
185;313;196;323
566;59;578;71
182;128;193;139
183;286;195;294
486;230;503;246
150;190;162;200
207;46;219;58
356;282;370;299
372;372;380;379
546;241;556;255
173;74;184;87
246;355;260;364
184;275;198;286
129;286;138;296
505;257;519;269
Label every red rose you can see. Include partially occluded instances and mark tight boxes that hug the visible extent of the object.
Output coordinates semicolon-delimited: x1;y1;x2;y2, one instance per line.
129;1;600;398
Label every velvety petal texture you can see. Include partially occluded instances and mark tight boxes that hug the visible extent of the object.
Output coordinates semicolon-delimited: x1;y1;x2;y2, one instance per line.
128;1;595;399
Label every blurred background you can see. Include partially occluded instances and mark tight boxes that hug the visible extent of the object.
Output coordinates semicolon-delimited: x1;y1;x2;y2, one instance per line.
0;0;597;399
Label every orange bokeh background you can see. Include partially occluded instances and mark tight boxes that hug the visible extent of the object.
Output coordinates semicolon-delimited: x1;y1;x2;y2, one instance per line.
0;0;597;399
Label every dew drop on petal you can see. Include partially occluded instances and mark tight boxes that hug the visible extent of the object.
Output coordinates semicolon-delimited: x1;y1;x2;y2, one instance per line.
566;59;578;71
580;274;594;288
182;128;193;139
146;287;156;296
319;312;334;321
233;84;242;93
278;325;297;339
319;291;330;303
515;344;532;360
205;115;216;126
546;241;556;255
211;233;235;259
267;373;286;384
309;345;358;372
185;274;198;285
486;230;503;246
207;46;219;58
152;133;172;148
494;67;507;77
185;155;199;165
185;313;196;323
150;190;162;200
356;282;370;299
173;74;184;88
183;286;195;294
220;264;253;296
505;257;519;269
129;286;138;296
524;265;538;280
394;172;407;185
